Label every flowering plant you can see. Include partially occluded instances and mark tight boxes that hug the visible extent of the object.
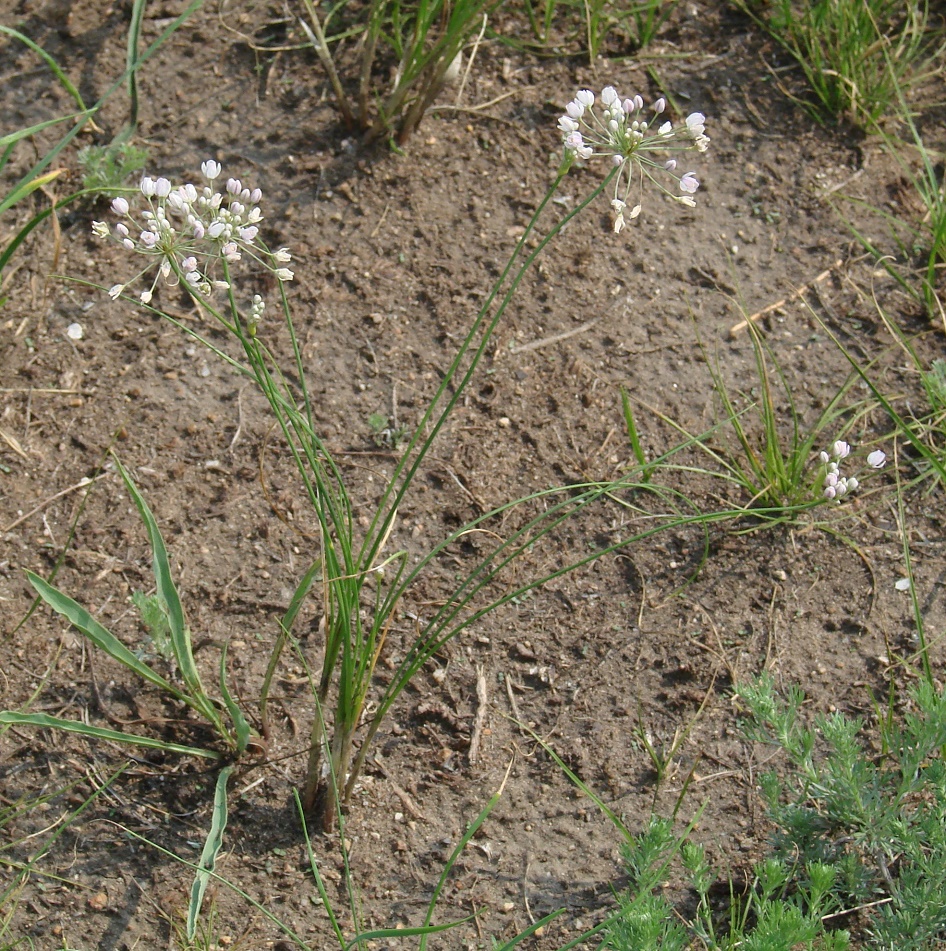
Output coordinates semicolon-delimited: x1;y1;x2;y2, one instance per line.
81;144;652;830
92;160;292;309
820;441;887;501
26;82;715;832
558;85;710;232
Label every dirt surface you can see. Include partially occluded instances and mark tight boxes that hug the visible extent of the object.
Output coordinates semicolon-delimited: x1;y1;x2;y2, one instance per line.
2;0;945;948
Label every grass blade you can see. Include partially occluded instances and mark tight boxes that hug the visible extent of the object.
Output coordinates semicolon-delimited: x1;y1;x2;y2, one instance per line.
0;27;88;111
112;455;208;703
0;114;90;152
218;643;252;753
24;569;182;699
0;711;222;760
418;764;510;951
187;765;234;939
260;557;321;736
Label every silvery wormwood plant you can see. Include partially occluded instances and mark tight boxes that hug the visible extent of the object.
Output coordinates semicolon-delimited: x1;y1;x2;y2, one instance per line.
17;87;709;832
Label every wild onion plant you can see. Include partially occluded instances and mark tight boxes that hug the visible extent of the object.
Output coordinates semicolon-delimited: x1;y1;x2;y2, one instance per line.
11;87;710;835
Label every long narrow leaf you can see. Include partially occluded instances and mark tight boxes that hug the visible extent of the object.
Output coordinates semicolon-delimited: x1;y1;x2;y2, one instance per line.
112;455;208;702
24;569;183;700
218;643;252;753
260;557;321;735
0;113;90;152
0;712;221;760
187;765;234;939
0;27;88;111
0;168;63;218
419;767;509;951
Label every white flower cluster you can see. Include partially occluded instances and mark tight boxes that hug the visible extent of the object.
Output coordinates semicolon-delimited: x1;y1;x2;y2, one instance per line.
820;440;886;501
558;86;710;232
92;160;292;307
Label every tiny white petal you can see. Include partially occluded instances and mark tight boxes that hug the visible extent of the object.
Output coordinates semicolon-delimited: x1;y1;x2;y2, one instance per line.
832;440;851;459
66;322;83;340
895;578;912;592
109;284;125;300
867;449;887;468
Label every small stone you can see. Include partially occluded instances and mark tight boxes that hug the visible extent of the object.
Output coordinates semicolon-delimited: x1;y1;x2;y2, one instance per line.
88;891;108;911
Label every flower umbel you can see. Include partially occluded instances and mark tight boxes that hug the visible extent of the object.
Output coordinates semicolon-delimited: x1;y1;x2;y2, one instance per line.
558;86;710;232
92;161;292;306
819;441;886;502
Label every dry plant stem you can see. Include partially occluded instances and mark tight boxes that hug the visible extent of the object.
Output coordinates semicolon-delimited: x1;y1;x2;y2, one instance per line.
729;260;841;336
299;0;356;129
1;474;106;533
